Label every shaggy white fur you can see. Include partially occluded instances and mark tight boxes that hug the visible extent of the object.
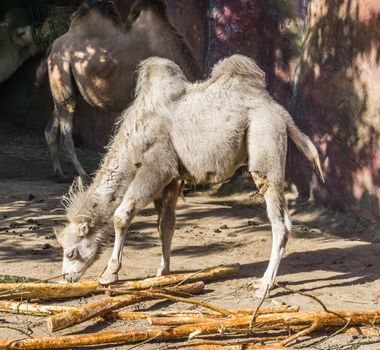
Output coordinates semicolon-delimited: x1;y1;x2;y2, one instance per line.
58;54;324;298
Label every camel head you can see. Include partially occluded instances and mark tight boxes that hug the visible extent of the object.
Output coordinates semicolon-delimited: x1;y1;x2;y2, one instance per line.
4;8;35;48
56;220;99;282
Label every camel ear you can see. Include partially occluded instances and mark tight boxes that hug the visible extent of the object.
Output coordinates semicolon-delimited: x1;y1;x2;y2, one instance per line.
78;222;90;237
54;227;63;245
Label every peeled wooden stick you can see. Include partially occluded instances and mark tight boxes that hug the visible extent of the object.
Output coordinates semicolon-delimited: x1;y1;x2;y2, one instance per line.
0;319;292;350
0;265;238;301
135;289;233;316
191;345;294;350
108;264;240;293
149;306;300;325
0;281;99;300
0;300;75;316
47;282;205;332
3;310;380;349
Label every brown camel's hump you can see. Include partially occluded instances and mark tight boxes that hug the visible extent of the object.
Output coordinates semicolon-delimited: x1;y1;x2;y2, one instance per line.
128;0;167;22
71;0;122;25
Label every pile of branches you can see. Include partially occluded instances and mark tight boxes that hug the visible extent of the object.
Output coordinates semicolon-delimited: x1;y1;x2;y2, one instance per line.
0;264;379;349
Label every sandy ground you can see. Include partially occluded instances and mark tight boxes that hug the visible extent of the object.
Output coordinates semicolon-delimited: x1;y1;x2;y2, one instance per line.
0;121;380;349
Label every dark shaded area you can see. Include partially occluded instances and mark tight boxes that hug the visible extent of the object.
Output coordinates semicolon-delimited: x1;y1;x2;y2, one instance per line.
0;0;208;154
206;0;307;104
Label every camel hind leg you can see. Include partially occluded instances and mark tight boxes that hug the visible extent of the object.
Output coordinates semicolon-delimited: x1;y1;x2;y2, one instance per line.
252;176;290;297
247;114;290;297
45;107;65;180
47;55;88;180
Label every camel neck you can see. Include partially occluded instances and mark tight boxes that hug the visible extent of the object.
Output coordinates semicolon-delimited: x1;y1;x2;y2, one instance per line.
133;10;202;81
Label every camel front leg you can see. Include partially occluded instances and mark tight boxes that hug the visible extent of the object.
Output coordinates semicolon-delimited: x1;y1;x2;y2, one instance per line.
98;164;175;285
155;180;180;277
98;199;135;285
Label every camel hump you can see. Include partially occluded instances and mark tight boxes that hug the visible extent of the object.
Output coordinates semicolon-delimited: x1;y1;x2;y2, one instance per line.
129;0;167;22
134;57;187;106
72;0;122;25
210;54;266;89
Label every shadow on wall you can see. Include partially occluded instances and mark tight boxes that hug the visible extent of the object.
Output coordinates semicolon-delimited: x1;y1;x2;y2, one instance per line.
289;0;380;221
206;0;307;105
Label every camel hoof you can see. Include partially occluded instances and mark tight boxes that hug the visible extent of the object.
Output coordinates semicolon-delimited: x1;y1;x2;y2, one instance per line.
156;267;170;277
98;272;119;285
249;279;271;299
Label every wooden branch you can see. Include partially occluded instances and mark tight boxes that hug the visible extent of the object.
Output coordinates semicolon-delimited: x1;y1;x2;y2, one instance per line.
47;282;205;332
0;281;99;300
148;306;299;325
0;322;286;350
136;289;233;316
191;345;295;350
0;265;238;301
0;300;75;316
163;338;290;350
149;315;221;325
2;309;380;349
108;264;240;293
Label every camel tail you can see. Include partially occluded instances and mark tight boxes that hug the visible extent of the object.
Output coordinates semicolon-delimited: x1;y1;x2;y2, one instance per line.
34;45;52;87
286;117;325;183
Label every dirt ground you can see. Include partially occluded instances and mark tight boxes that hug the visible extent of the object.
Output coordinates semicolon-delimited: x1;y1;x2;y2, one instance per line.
0;121;380;349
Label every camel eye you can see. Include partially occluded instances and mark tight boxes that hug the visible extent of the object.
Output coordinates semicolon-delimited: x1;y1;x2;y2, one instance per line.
66;249;77;260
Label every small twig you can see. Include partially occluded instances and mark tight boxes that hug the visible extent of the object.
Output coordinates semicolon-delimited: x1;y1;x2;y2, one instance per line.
137;289;233;316
95;265;108;281
0;281;28;297
127;331;163;350
249;285;269;330
0;291;31;299
0;325;33;339
307;318;351;348
274;283;332;313
160;336;288;350
175;267;209;287
40;274;67;283
280;318;320;346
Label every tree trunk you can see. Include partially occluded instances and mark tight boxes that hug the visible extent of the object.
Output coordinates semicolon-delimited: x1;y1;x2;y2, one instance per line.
290;0;380;221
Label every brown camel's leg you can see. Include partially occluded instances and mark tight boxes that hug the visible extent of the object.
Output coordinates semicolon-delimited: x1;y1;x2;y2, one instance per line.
155;180;179;277
58;108;89;180
45;107;65;180
98;165;175;285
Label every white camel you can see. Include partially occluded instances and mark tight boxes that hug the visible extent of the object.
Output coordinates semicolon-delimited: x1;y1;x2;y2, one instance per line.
56;54;324;297
0;8;37;83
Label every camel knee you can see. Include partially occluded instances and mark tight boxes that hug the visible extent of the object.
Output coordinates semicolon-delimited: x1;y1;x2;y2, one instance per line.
44;121;59;145
114;200;136;231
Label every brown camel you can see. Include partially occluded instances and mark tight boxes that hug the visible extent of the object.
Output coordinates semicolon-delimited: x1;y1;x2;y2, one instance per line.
0;8;37;83
38;0;202;182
